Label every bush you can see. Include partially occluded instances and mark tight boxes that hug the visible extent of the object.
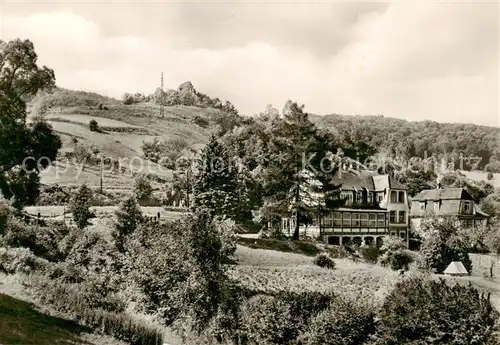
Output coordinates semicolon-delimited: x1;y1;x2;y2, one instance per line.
359;246;380;263
377;276;499;344
239;291;334;344
313;252;336;269
69;184;94;229
378;236;415;271
89;119;99;132
298;296;375;345
2;218;70;262
0;247;50;274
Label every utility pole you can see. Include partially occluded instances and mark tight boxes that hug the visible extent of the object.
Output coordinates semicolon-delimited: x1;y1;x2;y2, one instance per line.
100;157;103;193
160;72;164;118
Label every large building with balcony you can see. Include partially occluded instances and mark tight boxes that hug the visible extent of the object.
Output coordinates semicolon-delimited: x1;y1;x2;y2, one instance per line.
281;170;410;247
410;187;489;230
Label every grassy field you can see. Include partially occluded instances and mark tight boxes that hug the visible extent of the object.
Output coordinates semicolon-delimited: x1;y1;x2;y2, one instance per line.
30;90;215;190
233;245;398;302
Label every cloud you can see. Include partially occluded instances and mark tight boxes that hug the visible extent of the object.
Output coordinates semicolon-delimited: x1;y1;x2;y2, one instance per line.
1;2;498;126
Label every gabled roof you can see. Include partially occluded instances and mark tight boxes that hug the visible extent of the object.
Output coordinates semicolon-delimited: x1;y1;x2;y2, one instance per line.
412;188;472;202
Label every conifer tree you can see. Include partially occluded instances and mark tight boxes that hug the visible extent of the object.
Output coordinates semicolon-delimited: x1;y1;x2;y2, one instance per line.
261;101;343;240
69;184;94;229
114;196;143;251
192;135;242;220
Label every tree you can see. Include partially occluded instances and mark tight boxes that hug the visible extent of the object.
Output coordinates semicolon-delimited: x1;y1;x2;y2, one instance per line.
69;184;94;229
113;196;143;252
192;135;242;220
132;210;237;331
417;216;473;274
0;39;61;209
133;175;152;203
260;101;342;240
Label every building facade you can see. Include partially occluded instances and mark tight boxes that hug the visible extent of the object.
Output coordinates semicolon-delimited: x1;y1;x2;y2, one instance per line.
281;170;410;247
410;187;489;231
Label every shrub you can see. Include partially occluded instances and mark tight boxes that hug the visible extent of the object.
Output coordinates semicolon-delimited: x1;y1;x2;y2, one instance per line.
377;276;499;344
359;245;380;263
192;115;210;128
313;252;336;269
69;184;94;229
239;291;334;344
0;198;11;234
89;119;99;132
378;236;415;271
97;103;103;110
2;218;70;262
0;247;50;274
298;296;376;345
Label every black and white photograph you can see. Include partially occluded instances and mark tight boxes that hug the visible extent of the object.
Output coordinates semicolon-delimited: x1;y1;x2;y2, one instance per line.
0;0;499;344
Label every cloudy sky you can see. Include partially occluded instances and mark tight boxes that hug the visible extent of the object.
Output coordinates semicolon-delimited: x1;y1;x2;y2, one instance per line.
1;0;498;126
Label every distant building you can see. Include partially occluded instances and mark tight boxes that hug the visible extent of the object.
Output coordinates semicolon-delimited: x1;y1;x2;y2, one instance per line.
281;169;410;247
410;187;489;230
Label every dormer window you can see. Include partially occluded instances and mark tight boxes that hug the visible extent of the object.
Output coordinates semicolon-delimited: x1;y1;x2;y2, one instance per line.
463;201;471;213
419;202;425;211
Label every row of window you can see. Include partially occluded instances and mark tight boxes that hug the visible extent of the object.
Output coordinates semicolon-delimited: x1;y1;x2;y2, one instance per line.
389;210;406;224
340;190;406;205
323;212;386;227
418;200;473;213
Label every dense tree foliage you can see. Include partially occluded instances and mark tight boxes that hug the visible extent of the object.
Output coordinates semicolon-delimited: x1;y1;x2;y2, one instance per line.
377;275;499;344
314;114;500;171
416;217;473;274
113;196;143;252
0;39;61;209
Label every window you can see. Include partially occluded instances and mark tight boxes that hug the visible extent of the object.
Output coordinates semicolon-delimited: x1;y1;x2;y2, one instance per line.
419;202;425;211
368;192;373;203
342;213;351;227
400;232;406;239
352;213;360;226
333;212;342;226
378;193;384;202
324;213;333;227
355;191;362;203
360;213;369;227
390;191;397;203
369;213;376;227
466;219;473;227
341;192;354;205
398;191;405;203
390;190;405;203
390;211;396;223
398;211;406;224
377;213;385;227
463;201;471;213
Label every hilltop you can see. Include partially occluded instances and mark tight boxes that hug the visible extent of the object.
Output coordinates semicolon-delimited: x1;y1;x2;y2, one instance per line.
29;83;242;192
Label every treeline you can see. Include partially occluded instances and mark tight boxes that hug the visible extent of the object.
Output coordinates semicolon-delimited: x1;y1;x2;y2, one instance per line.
314;114;500;171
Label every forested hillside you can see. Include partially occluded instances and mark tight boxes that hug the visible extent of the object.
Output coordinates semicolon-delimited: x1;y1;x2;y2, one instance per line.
313;114;500;171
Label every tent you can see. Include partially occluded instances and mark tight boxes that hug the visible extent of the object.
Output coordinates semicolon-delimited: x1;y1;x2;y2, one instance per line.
443;261;468;276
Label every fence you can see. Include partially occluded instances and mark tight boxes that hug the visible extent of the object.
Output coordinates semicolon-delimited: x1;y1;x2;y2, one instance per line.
468;253;500;280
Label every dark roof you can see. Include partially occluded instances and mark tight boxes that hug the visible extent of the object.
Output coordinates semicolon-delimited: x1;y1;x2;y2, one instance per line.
331;170;406;192
412;188;472;202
